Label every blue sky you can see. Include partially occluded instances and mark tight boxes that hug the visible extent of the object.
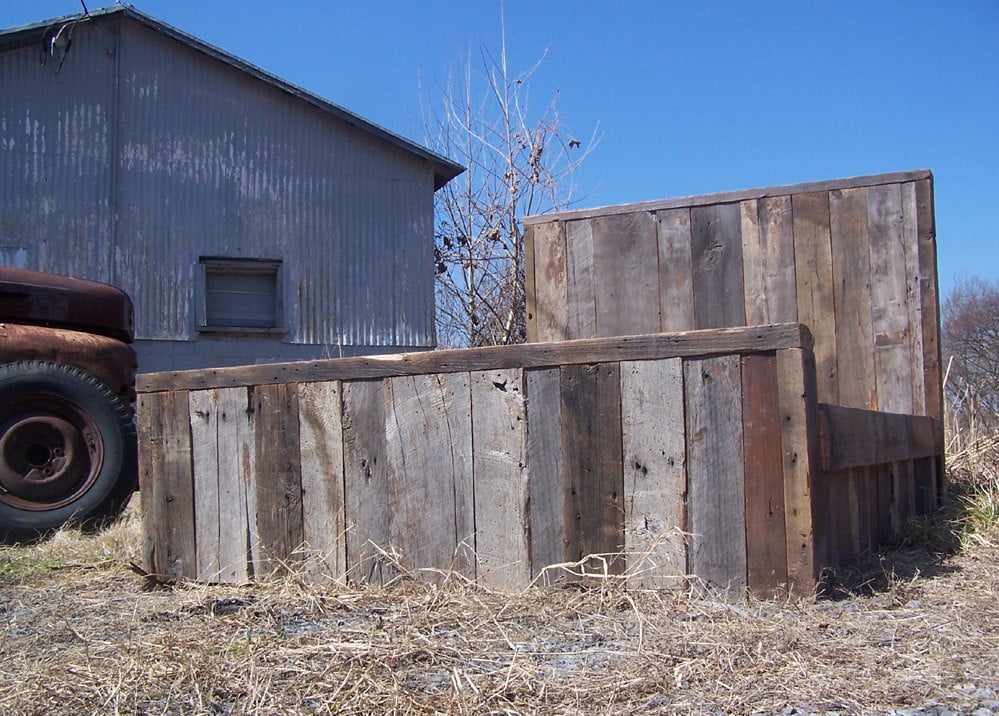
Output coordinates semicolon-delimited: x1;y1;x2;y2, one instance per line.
5;1;997;298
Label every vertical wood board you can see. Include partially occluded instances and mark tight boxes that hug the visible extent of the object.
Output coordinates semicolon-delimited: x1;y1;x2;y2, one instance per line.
742;196;797;326
830;187;876;409
656;208;695;332
471;368;531;588
138;390;196;582
590;212;661;337
791;191;838;405
529;221;570;343
868;183;915;413
253;383;304;576
560;362;625;576
565;220;597;339
684;355;747;594
741;353;789;595
914;178;942;420
691;202;746;329
525;368;567;583
620;358;687;588
298;380;347;583
384;373;473;581
341;379;392;585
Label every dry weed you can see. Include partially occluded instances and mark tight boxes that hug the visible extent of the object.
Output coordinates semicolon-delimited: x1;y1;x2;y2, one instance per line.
1;428;998;715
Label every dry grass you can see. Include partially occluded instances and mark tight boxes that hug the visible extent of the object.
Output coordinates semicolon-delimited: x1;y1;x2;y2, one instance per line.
2;441;999;715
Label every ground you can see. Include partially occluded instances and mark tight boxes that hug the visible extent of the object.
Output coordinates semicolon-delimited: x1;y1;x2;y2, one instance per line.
1;499;997;715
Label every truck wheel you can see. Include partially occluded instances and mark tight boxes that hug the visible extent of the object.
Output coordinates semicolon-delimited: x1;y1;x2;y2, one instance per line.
0;361;137;544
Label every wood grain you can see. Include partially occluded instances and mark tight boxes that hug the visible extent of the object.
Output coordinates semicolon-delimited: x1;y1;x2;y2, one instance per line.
472;368;531;588
684;355;746;594
914;177;942;420
138;391;195;582
528;221;569;343
829;187;876;409
791;190;838;405
591;211;661;337
656;208;695;332
620;358;686;588
819;404;943;470
565;220;597;339
560;362;625;577
298;380;346;583
525;368;566;583
252;383;304;576
691;202;745;330
341;379;392;585
741;353;788;595
742;196;796;326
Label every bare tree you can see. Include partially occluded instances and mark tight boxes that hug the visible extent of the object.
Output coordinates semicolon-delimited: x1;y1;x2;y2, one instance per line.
942;275;999;431
423;23;597;347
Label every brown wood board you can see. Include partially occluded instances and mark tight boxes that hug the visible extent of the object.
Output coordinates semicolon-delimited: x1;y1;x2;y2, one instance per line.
138;390;196;582
829;187;876;409
528;221;570;344
791;190;839;405
525;368;567;583
138;324;812;393
655;208;695;332
591;212;661;337
560;362;625;577
691;202;746;330
684;355;747;594
741;196;797;326
914;178;942;420
819;404;943;470
252;383;304;576
741;353;789;595
565;220;597;339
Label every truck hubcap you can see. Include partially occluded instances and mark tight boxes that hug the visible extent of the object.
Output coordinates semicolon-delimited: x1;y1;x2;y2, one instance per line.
0;406;103;511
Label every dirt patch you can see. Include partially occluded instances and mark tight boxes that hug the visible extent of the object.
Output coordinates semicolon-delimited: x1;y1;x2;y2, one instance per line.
1;503;998;715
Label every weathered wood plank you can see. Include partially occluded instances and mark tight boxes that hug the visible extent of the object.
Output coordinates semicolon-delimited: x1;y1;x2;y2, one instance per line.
791;190;838;405
620;358;686;589
741;353;788;596
868;183;915;413
656;208;695;332
684;355;746;594
137;324;813;393
253;383;304;576
189;390;221;582
525;368;566;583
560;362;625;577
524;223;538;343
565;220;597;339
691;202;745;330
776;347;820;595
384;373;473;582
914;177;943;420
591;212;661;337
341;379;392;585
189;388;255;583
528;221;569;343
742;196;797;326
298;381;346;583
138;391;195;582
901;182;927;415
523;169;933;225
472;368;531;588
830;186;876;409
819;404;943;470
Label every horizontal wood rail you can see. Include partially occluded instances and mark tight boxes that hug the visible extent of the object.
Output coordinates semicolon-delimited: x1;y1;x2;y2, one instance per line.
137;323;812;393
819;404;943;471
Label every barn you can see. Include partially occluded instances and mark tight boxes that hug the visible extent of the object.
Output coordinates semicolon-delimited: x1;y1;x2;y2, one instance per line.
0;6;462;372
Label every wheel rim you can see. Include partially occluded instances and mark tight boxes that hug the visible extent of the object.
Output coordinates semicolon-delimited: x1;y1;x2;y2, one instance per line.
0;397;104;511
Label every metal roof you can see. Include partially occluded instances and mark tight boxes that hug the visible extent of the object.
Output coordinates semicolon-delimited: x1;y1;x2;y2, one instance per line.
0;4;464;190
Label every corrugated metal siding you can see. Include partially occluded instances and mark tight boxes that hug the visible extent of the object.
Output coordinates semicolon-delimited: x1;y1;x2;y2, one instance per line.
0;20;117;283
113;20;436;347
2;13;438;358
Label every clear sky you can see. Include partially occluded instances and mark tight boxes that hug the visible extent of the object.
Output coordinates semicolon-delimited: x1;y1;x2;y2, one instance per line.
5;1;997;298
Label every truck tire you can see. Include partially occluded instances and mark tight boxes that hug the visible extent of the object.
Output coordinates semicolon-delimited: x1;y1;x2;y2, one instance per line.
0;361;137;544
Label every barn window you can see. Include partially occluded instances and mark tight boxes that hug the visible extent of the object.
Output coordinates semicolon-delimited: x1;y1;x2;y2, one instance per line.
198;258;283;332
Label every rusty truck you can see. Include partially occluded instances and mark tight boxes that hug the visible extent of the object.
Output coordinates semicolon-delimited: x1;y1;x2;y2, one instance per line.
0;266;138;543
